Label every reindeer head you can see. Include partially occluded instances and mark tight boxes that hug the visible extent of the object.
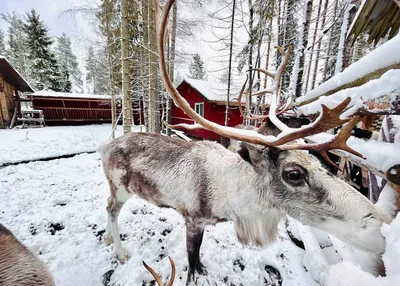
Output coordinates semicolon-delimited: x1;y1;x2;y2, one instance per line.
238;143;388;253
156;0;389;254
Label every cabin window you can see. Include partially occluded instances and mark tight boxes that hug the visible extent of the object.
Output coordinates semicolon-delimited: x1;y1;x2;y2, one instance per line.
195;102;204;117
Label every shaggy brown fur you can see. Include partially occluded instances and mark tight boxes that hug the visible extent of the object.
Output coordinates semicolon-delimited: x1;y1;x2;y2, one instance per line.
0;224;54;286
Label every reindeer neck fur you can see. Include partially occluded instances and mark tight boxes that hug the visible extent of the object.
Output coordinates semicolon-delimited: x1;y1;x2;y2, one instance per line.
201;140;285;245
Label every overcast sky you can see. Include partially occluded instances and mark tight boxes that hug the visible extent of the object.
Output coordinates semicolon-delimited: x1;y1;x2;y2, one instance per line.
1;0;99;82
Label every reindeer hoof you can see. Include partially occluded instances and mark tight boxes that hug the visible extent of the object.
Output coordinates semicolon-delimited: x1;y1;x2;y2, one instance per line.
115;248;131;264
196;262;207;275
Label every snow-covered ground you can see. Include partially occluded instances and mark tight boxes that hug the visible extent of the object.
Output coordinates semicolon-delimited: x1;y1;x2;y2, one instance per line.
0;125;399;285
0;124;138;166
0;154;312;286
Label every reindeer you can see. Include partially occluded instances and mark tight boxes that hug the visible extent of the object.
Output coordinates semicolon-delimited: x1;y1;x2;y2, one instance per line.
0;224;54;286
100;1;390;284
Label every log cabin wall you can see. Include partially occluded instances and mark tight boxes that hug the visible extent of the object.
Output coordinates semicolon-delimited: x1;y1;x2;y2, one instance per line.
0;73;17;128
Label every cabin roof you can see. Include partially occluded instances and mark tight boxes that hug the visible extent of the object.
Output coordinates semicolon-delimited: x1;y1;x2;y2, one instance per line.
0;56;34;92
180;78;231;103
29;90;114;100
179;77;254;105
348;0;400;45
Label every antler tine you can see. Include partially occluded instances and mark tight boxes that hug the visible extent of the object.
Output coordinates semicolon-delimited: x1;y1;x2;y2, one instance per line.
270;97;352;147
281;117;364;158
166;256;176;286
142;261;163;286
142;256;176;286
251;68;275;80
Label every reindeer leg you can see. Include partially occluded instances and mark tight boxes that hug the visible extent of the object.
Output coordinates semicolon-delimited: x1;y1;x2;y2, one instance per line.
185;219;207;285
104;197;114;245
106;188;131;263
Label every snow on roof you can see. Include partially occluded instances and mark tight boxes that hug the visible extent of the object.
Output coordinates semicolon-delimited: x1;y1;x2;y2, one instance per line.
0;56;34;92
296;34;400;105
182;78;231;102
29;90;113;100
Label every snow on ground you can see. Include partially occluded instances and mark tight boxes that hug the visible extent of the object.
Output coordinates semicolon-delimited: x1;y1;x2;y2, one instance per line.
0;124;141;166
0;152;314;286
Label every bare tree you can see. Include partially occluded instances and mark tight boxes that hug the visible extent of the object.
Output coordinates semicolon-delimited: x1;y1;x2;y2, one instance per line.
121;0;131;133
310;0;329;90
294;0;313;97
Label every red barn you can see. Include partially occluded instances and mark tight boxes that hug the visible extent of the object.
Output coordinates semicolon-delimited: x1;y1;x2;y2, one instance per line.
172;78;244;141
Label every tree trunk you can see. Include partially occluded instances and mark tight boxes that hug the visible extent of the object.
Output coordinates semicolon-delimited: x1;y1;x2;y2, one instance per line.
142;0;150;131
342;3;357;70
149;0;159;133
304;0;322;94
248;0;254;124
295;0;313;97
276;0;282;68
104;0;116;138
335;2;356;74
121;0;131;134
311;0;329;90
282;0;296;90
264;0;274;89
225;0;236;126
322;0;338;82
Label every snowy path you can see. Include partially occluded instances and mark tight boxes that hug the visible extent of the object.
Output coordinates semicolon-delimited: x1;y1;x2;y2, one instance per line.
0;153;316;286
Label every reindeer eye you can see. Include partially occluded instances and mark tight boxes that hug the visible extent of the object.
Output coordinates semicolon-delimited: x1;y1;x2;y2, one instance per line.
283;164;307;185
287;171;301;180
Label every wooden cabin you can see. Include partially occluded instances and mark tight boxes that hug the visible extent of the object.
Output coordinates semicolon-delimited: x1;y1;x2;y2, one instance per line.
171;78;244;141
28;90;118;123
0;56;34;128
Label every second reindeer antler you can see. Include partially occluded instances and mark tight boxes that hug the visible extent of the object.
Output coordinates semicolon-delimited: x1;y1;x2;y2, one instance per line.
143;256;176;286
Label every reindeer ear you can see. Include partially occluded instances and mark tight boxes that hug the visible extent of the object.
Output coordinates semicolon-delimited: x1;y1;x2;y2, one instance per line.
238;143;282;168
238;142;263;166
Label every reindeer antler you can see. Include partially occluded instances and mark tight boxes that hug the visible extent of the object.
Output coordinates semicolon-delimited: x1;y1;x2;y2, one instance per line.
157;0;362;160
143;256;176;286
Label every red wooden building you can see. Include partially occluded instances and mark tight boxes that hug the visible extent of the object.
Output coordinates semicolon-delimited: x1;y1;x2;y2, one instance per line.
28;90;117;123
172;78;244;141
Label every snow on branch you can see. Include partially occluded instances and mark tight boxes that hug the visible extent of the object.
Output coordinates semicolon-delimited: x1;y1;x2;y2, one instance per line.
306;133;400;173
296;34;400;107
296;69;400;117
